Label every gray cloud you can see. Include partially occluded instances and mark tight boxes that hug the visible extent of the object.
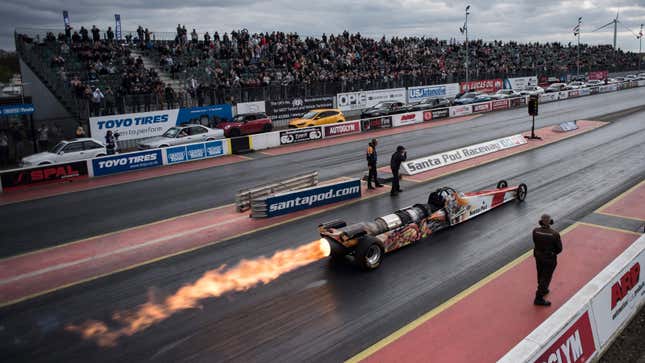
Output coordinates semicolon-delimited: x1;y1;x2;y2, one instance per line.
1;0;644;51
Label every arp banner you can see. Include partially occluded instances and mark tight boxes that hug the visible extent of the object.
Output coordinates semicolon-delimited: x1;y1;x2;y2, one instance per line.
392;111;423;127
279;127;323;145
166;140;226;164
531;311;597;363
0;161;88;191
460;78;503;93
588;70;608;81
590;249;645;347
264;179;361;217
91;149;162;176
323;121;361;138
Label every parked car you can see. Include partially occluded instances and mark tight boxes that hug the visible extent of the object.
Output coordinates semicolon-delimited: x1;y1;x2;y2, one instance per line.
288;109;346;128
585;80;603;87
624;74;639;81
544;83;570;93
137;125;224;149
519;85;545;96
567;81;586;89
21;138;106;167
489;89;522;99
613;77;625;82
638;73;645;80
453;91;492;105
606;78;620;84
216;113;273;137
404;97;451;112
360;101;406;119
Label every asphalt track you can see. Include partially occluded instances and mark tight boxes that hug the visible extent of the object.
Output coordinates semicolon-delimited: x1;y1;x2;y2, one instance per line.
2;87;645;257
0;89;644;362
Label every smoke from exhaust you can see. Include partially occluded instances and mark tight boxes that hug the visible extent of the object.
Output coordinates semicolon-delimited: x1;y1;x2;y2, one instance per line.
67;239;331;347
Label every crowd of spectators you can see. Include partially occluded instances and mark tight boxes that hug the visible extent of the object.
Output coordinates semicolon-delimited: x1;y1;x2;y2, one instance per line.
16;24;642;118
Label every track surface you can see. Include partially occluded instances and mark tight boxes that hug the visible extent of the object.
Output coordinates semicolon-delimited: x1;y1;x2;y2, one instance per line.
1;89;644;362
1;88;645;257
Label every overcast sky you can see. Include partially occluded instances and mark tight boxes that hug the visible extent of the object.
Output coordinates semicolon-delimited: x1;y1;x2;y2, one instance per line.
1;0;644;52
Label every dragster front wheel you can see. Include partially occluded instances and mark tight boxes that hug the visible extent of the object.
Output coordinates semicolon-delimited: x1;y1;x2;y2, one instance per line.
517;183;528;201
355;236;384;271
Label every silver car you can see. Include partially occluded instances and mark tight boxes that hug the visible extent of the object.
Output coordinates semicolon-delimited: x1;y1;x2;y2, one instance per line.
490;89;522;99
21;138;106;167
137;125;225;149
519;86;545;96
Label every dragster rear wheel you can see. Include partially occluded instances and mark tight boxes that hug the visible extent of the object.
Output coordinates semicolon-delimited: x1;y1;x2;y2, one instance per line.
355;236;384;270
517;183;528;201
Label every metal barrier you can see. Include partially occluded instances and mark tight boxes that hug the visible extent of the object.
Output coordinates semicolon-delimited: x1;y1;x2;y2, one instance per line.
235;171;318;212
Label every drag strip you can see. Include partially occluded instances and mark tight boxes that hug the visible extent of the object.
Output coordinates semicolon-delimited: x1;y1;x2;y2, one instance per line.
1;107;643;362
1;88;645;258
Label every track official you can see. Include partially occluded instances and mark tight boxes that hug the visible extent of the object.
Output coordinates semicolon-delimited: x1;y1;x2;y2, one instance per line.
366;138;382;189
532;214;562;306
390;145;406;196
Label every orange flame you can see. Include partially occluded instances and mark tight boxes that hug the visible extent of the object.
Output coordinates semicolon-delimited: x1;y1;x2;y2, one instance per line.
67;239;331;347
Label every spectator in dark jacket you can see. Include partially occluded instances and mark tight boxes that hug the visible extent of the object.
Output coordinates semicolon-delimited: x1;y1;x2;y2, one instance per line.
390;145;407;196
532;214;563;306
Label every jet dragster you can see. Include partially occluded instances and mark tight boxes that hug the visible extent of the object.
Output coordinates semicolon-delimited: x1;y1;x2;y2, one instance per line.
318;180;527;270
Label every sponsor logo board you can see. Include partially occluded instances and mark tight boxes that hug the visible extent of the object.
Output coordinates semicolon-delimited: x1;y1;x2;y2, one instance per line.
92;150;162;176
491;99;509;110
472;102;492;113
236;101;266;115
0;161;88;190
166;140;225;164
392;111;423;127
449;105;473;117
504;76;538;90
266;97;334;125
460;78;503;93
423;108;450;121
531;311;597;363
337;88;407;111
540;93;559;103
588;70;608;81
402;134;527;175
590;249;645;346
279;127;323;145
361;116;392;131
323;121;361;138
265;179;361;217
0;103;35;116
407;83;460;102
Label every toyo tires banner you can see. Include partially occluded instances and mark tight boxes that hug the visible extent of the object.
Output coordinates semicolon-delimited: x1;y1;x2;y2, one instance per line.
91;150;162;176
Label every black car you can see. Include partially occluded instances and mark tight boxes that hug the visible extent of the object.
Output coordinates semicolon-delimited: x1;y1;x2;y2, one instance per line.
361;101;406;119
405;97;452;112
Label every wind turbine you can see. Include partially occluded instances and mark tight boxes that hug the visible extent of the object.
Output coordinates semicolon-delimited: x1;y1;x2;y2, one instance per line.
592;10;641;49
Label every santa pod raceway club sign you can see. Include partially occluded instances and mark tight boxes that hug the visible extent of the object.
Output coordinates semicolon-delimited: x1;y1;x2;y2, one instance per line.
0;161;88;190
460;78;503;93
263;179;361;217
279;127;323;145
91;149;162;176
402;134;527;175
590;249;645;346
166;140;225;164
322;121;361;138
531;311;597;363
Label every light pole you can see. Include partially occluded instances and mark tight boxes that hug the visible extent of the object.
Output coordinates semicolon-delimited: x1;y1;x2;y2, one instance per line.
465;5;470;83
639;24;643;72
574;17;582;77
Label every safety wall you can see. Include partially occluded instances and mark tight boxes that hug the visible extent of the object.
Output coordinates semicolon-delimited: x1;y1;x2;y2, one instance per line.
499;234;645;363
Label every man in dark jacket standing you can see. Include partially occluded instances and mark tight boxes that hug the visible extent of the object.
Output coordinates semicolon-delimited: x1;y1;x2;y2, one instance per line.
366;138;383;189
390;145;407;196
533;214;563;306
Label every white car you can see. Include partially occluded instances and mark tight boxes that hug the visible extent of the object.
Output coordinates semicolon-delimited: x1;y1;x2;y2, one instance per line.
490;89;522;99
606;78;620;84
585;80;603;87
624;74;639;81
567;81;586;89
21;138;106;167
519;86;545;96
137;124;225;149
638;73;645;80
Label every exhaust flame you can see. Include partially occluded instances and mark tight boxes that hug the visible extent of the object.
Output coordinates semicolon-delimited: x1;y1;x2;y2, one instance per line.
67;239;330;347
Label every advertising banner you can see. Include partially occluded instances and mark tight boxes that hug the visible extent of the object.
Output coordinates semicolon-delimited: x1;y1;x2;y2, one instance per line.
236;101;266;115
114;14;122;40
264;179;361;217
578;88;591;96
0;104;35;116
91;149;162;176
402;134;527;175
568;90;580;98
588;70;608;81
472;102;492;113
279;127;323;145
165;140;225;164
599;84;619;93
449;105;473;117
531;311;597;363
460;78;503;93
62;10;70;28
503;76;538;90
337;88;407;111
558;91;569;100
89;104;232;142
322;121;361;138
0;161;88;190
491;99;510;111
407;83;460;102
392;111;424;127
361;116;392;131
540;93;559;103
590;249;645;346
423;108;449;121
509;96;527;108
266;96;334;125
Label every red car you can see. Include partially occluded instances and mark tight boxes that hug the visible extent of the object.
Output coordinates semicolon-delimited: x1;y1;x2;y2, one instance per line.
216;113;273;137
